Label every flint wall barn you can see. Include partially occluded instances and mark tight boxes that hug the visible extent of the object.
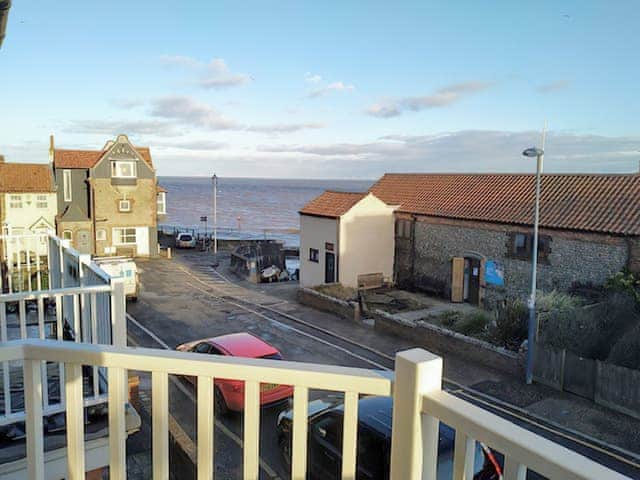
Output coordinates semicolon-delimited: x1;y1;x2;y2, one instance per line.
370;173;640;307
300;172;640;308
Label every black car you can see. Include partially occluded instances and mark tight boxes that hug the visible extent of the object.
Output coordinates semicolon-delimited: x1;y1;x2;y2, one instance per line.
277;396;501;480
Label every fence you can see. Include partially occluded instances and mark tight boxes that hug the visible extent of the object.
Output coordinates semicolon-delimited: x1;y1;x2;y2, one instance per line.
0;341;627;480
534;344;640;420
0;232;126;425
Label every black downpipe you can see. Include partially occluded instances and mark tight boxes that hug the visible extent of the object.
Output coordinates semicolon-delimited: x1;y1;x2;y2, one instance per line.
0;0;11;49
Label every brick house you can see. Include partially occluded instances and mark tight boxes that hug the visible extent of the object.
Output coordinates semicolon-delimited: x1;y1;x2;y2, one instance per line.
51;134;167;256
367;173;640;307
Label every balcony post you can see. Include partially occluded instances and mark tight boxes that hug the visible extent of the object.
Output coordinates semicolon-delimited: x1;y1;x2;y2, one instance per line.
389;348;443;480
24;358;45;480
110;278;127;347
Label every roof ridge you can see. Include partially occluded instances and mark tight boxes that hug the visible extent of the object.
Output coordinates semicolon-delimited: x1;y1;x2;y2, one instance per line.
382;172;639;177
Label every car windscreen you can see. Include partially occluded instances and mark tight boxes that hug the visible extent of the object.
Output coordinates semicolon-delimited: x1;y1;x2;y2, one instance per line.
261;352;283;360
179;235;193;241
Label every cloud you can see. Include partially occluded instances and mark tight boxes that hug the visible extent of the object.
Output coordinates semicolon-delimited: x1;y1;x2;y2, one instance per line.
150;96;241;130
199;58;252;88
155;139;228;150
64;119;181;136
255;130;640;175
150;95;323;134
366;81;493;118
305;72;322;83
110;98;145;109
307;81;355;98
536;80;570;93
160;55;251;89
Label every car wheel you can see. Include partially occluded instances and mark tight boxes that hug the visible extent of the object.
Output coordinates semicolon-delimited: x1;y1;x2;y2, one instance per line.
214;387;229;416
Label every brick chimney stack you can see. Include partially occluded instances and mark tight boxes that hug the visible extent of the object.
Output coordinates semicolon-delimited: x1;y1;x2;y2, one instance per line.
49;135;55;163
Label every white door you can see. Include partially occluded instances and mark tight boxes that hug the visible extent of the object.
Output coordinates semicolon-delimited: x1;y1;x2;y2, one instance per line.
135;227;149;256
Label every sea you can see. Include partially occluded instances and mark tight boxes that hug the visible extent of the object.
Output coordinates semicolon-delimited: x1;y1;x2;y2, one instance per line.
158;177;374;246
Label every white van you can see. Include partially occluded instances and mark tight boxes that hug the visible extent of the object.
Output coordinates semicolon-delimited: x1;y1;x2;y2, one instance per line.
93;257;140;301
175;232;197;249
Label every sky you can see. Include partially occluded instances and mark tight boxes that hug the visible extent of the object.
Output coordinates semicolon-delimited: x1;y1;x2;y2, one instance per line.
1;1;639;178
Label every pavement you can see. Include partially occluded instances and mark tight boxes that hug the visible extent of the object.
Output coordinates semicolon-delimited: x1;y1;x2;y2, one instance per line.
124;248;640;479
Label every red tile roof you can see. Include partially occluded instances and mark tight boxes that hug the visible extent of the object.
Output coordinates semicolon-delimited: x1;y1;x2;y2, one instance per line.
53;147;154;169
0;163;55;193
300;191;367;218
370;173;640;236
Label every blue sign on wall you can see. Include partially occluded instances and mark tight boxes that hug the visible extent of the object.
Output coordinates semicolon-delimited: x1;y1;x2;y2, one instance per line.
485;260;504;286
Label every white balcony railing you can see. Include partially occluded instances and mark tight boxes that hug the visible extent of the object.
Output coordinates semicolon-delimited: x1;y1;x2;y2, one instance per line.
0;233;126;425
0;339;629;480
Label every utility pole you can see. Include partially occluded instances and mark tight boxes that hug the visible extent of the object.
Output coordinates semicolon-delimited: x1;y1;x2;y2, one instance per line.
212;173;218;254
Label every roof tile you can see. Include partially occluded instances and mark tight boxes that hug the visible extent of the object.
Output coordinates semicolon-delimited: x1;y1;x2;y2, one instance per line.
370;173;640;235
0;163;55;193
300;191;367;218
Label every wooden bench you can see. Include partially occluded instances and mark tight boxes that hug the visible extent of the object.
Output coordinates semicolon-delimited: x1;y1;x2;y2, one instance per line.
357;272;384;290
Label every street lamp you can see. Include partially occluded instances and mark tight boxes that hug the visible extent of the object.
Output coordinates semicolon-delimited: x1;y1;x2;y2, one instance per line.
522;146;544;385
212;173;218;255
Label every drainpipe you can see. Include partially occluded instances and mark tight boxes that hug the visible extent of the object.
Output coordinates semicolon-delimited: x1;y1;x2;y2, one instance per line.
0;0;11;49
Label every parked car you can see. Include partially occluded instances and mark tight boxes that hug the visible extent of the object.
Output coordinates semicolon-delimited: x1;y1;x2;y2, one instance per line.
92;257;139;301
277;396;502;480
176;332;293;414
175;232;196;249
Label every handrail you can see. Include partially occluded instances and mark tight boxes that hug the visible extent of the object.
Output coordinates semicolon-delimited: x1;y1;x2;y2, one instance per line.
422;390;628;480
0;284;112;302
1;339;392;395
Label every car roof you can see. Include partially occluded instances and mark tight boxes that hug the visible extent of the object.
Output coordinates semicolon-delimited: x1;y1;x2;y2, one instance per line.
206;332;280;358
335;396;454;442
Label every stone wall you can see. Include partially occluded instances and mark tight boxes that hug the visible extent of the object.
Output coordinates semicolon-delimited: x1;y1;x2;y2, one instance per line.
373;310;523;376
297;287;360;322
396;216;630;306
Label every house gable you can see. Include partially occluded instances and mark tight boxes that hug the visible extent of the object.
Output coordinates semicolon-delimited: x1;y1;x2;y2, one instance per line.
91;135;155;180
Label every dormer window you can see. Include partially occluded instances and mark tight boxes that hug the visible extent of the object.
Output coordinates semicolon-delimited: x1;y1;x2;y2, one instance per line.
111;161;137;178
119;199;131;212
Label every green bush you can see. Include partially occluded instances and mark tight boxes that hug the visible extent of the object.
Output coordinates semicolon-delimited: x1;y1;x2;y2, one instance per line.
439;311;460;328
605;270;640;305
489;298;528;350
456;311;491;336
607;323;640;370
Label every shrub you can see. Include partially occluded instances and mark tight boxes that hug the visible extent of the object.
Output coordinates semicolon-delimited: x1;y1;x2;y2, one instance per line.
605;270;640;305
607;323;640;370
489;298;528;350
438;311;460;328
456;311;491;336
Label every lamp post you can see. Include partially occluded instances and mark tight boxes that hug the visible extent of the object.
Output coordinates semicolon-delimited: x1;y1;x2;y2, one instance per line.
212;173;218;255
522;146;544;384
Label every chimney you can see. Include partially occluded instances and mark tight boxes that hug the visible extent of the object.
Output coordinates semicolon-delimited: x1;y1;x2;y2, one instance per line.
0;155;5;163
49;135;55;163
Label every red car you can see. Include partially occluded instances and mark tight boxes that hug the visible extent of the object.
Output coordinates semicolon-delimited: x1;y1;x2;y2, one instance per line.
176;332;293;414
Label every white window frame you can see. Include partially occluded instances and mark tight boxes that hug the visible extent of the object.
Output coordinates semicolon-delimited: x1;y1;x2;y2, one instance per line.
36;194;48;209
62;230;72;241
9;195;23;208
157;192;166;214
63;170;72;201
113;227;137;245
111;161;137;178
119;199;131;212
96;229;107;241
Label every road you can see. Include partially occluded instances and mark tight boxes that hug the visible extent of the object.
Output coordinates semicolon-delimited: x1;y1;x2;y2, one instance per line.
124;250;640;479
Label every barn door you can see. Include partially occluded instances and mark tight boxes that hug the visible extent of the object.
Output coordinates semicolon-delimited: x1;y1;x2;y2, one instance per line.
451;257;464;302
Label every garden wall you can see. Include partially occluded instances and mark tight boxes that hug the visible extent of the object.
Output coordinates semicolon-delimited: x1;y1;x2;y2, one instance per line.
373;310;523;376
297;287;360;322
